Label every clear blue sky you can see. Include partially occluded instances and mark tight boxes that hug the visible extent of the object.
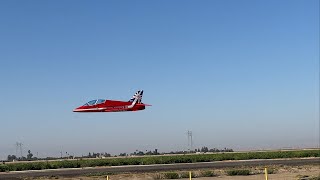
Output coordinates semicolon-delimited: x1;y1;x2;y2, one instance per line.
0;0;319;160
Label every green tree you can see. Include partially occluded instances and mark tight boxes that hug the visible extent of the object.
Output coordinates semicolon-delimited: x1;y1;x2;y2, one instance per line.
27;150;33;160
201;146;209;152
7;155;17;161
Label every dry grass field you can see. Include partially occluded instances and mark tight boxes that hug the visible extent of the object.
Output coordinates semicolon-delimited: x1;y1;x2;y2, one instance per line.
26;165;319;180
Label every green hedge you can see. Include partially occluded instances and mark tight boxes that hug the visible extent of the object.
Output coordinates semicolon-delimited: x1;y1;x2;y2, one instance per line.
1;150;319;172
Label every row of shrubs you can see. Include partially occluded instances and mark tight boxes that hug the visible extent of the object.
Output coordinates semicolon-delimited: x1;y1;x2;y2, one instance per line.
0;150;319;172
156;171;216;179
156;169;267;179
85;169;259;179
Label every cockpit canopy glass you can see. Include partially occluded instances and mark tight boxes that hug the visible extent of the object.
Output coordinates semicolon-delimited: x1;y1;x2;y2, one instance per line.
83;99;105;106
96;99;106;104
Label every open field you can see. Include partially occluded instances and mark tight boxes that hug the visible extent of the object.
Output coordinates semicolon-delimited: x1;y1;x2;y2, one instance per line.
0;158;319;179
1;149;319;172
2;164;320;180
72;165;320;180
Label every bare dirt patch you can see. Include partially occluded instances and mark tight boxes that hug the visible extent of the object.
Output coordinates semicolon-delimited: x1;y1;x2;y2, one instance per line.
27;165;320;180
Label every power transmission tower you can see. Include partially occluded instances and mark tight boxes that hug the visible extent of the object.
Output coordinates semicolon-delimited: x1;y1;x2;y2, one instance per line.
15;142;23;158
187;130;193;152
15;142;19;157
190;131;193;151
19;143;23;158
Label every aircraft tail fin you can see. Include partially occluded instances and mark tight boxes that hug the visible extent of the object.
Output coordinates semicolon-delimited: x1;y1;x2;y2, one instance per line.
129;90;143;104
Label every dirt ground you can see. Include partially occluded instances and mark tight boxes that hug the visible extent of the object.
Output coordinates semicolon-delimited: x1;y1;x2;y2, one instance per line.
32;165;320;180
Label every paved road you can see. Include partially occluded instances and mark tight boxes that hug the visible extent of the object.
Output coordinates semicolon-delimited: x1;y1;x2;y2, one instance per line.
0;158;319;180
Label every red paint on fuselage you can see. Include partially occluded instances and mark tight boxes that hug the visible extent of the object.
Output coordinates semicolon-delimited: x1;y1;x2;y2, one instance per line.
73;100;146;112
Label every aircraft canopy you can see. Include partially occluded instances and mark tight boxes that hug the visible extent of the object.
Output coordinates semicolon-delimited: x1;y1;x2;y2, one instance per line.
84;99;106;106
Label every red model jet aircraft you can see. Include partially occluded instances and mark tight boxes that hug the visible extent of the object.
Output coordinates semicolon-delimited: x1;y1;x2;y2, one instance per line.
73;90;150;112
